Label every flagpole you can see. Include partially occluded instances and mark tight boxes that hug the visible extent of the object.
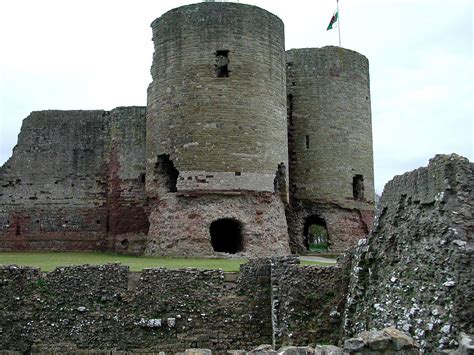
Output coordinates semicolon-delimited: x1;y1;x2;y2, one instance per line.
337;0;341;46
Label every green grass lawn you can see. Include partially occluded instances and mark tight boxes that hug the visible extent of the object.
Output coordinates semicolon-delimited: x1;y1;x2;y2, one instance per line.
0;252;330;272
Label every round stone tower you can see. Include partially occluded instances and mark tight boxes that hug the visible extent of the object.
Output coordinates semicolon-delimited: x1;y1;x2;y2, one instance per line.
145;2;290;257
286;47;375;253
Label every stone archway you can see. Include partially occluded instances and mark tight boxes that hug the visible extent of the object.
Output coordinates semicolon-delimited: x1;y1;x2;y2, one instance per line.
303;215;329;252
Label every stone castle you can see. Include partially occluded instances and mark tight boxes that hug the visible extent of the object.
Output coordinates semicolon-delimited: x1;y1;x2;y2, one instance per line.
0;2;375;257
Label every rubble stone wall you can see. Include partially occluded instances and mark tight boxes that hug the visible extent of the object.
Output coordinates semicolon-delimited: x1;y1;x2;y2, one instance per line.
343;154;473;353
0;258;349;353
286;201;373;254
146;192;290;257
271;258;350;348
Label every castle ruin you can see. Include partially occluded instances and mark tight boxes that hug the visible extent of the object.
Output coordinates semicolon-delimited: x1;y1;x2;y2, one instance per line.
0;2;375;257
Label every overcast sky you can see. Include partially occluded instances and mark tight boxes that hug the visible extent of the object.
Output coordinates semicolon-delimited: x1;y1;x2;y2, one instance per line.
0;0;472;193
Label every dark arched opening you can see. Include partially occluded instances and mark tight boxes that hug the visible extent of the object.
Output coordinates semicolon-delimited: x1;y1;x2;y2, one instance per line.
303;216;328;252
210;218;243;254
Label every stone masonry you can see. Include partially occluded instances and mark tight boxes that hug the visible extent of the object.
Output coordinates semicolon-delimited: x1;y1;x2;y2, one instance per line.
0;258;349;353
0;2;375;256
0;154;472;352
0;107;148;254
286;47;375;254
343;154;473;353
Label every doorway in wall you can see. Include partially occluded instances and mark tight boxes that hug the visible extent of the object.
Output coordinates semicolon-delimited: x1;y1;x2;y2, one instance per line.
210;218;243;254
303;216;328;252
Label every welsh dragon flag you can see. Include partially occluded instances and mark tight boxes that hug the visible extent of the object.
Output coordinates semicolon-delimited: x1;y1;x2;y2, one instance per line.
326;11;338;30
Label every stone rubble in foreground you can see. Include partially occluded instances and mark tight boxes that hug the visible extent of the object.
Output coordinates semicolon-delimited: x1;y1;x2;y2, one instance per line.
26;328;474;354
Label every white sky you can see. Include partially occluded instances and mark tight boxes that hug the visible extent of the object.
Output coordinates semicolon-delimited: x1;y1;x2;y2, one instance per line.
0;0;472;193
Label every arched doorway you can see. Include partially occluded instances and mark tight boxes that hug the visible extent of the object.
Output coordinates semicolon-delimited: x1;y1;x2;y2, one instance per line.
303;216;329;252
210;218;243;254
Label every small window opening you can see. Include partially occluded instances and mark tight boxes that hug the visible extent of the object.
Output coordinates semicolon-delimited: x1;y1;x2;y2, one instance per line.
215;50;229;77
155;154;179;192
138;173;146;183
235;171;241;176
273;162;288;203
303;216;328;252
287;94;294;125
353;174;364;201
210;218;243;254
305;135;310;149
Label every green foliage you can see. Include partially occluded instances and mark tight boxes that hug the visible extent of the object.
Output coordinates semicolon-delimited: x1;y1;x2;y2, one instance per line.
309;243;328;252
308;223;328;251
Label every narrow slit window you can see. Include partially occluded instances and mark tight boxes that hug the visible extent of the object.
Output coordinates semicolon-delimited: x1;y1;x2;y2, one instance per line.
353;174;364;200
215;50;229;77
305;135;310;149
287;94;294;124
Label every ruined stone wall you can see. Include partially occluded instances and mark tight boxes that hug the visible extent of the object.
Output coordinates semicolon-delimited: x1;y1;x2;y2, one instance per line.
0;258;352;353
0;107;148;252
285;47;374;253
271;258;350;348
105;107;149;254
343;154;473;353
145;2;290;257
146;192;290;257
286;201;373;254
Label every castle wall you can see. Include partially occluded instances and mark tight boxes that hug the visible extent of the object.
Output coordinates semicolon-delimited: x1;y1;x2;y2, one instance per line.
145;3;290;257
286;47;374;253
146;2;287;193
343;154;473;353
0;5;378;257
0;258;349;353
146;193;289;257
105;107;149;253
0;107;148;253
286;201;373;254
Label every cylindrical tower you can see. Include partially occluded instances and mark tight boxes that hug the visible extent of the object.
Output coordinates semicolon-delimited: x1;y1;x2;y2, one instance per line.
145;3;290;257
147;2;287;193
286;47;375;253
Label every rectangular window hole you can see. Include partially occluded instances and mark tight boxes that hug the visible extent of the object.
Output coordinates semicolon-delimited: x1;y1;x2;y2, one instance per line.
215;50;230;78
305;135;310;149
353;174;364;201
235;171;241;176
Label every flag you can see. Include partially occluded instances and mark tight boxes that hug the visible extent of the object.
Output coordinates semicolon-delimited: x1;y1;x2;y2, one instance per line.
326;11;338;30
